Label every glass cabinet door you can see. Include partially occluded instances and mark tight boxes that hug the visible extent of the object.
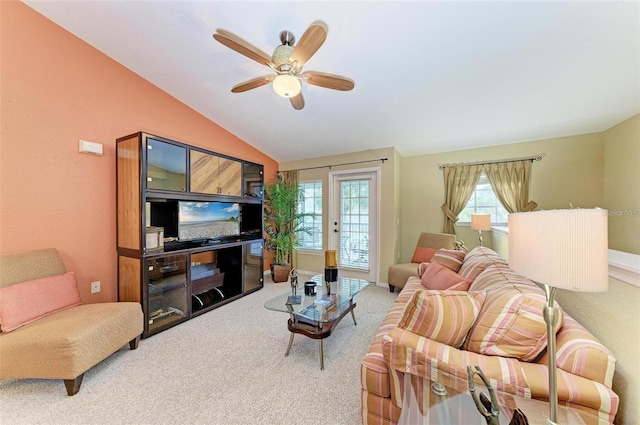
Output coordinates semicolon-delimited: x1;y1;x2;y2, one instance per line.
147;254;188;333
243;163;263;199
243;240;263;293
146;138;186;191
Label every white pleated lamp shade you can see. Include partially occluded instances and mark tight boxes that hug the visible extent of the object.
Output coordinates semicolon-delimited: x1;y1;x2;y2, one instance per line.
508;209;609;292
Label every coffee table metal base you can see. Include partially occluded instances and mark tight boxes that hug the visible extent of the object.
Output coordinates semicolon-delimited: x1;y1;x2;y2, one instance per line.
284;302;357;370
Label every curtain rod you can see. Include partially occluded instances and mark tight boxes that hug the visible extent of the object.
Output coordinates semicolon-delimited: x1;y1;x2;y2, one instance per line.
279;158;388;173
438;153;544;170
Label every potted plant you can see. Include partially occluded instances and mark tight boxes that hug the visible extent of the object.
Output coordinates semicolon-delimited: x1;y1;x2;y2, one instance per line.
263;175;312;282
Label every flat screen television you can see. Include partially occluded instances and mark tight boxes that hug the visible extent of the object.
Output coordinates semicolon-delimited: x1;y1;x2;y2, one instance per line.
178;201;240;242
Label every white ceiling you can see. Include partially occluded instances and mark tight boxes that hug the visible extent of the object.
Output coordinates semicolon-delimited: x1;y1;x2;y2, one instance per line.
24;1;640;162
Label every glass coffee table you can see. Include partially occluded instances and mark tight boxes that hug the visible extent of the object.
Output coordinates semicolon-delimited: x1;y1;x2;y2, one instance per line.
264;274;370;370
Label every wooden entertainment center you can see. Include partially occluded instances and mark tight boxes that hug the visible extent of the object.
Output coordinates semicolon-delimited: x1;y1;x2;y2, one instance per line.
116;132;264;337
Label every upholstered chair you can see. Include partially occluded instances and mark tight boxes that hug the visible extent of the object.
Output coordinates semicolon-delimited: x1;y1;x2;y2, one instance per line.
387;232;456;292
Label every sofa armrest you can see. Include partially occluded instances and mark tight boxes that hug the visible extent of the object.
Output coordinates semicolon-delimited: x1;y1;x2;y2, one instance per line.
519;362;619;423
388;263;419;289
538;314;616;387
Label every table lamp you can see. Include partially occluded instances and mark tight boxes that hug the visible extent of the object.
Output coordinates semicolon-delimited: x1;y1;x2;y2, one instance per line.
508;209;608;424
324;250;338;295
471;214;491;246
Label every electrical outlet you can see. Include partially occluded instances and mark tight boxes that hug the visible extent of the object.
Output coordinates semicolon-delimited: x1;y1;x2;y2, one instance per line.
91;281;101;294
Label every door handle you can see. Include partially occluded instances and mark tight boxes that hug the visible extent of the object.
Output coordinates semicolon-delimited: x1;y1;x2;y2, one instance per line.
334;229;339;233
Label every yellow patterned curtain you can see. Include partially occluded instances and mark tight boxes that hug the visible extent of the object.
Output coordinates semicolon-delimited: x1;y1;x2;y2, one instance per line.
279;170;300;268
483;160;538;213
441;165;483;234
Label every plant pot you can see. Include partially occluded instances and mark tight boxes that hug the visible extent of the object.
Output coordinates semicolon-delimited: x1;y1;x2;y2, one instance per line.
270;263;291;283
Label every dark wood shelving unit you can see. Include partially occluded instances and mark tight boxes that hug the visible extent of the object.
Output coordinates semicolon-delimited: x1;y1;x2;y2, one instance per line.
116;132;264;337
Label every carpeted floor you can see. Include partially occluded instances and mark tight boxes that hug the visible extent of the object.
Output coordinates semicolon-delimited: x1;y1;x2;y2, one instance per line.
0;275;396;425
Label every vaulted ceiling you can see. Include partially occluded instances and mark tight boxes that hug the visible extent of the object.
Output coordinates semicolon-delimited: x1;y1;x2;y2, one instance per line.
24;1;640;162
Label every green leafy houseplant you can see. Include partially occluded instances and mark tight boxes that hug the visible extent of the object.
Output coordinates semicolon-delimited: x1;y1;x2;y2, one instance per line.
263;175;312;282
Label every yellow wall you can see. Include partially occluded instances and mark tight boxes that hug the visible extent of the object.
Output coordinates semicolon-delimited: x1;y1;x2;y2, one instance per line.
558;114;640;425
604;114;640;255
556;276;639;425
399;133;604;260
279;147;399;283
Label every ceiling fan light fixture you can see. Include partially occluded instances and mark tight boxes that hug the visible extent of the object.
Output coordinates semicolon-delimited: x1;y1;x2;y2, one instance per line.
272;44;295;68
272;74;301;98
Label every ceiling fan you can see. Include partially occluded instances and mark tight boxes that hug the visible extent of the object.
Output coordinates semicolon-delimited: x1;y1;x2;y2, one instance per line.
213;21;355;110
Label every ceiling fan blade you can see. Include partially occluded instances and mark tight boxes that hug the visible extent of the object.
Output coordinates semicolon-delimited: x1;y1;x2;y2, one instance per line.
301;71;355;91
213;29;275;68
290;21;328;68
290;92;305;110
231;75;275;93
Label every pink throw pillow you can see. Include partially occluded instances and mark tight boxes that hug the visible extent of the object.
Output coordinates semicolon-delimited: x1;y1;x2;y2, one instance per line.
398;289;486;347
432;249;466;273
421;261;473;291
0;272;81;332
411;246;438;263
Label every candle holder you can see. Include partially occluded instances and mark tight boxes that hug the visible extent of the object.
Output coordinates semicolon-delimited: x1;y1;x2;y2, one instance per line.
304;281;317;296
324;250;338;296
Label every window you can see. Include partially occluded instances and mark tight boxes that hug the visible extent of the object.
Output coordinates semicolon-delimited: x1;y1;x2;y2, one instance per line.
459;173;508;225
298;181;323;250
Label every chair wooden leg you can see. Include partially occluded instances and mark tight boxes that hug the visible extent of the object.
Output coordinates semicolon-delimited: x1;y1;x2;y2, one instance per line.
389;285;395;293
64;374;84;396
129;335;141;350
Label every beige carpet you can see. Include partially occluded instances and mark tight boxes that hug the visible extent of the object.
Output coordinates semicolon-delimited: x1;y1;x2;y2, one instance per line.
0;275;396;425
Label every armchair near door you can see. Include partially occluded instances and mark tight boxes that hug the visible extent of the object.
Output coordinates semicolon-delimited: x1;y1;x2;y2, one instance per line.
387;232;456;292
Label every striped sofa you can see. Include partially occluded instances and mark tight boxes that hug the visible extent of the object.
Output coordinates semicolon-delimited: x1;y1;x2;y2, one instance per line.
361;246;618;424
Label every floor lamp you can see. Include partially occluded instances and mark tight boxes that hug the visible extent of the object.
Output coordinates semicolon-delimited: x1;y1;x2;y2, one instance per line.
471;214;491;246
508;209;608;424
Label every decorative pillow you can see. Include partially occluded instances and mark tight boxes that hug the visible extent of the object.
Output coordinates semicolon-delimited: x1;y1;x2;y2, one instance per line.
421;261;473;291
464;284;563;361
398;289;486;347
417;262;430;277
432;249;466;272
411;246;438;264
469;264;538;292
0;272;81;333
458;246;509;280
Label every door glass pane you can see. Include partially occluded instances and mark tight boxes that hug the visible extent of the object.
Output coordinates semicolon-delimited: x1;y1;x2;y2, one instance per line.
339;179;370;270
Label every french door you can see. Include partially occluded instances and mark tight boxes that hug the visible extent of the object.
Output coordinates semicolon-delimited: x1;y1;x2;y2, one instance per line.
328;169;379;283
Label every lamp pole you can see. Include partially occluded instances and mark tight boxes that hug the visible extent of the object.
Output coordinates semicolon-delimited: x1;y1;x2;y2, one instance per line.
543;284;560;424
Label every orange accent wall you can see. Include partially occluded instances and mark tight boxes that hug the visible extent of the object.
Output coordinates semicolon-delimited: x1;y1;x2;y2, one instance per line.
0;2;278;302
